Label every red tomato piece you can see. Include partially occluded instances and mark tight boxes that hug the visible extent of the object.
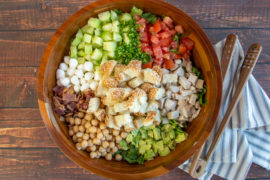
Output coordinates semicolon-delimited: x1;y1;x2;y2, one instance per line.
140;32;149;43
159;31;171;39
160;22;169;31
142;61;153;69
162;47;170;52
168;30;176;36
178;43;187;54
135;15;141;21
153;58;163;66
163;53;171;60
153;20;162;33
164;59;175;69
153;46;163;59
170;52;182;59
136;18;147;32
181;37;194;50
175;25;184;34
141;43;149;49
160;37;172;47
151;34;160;45
143;46;153;56
171;41;178;49
149;26;154;34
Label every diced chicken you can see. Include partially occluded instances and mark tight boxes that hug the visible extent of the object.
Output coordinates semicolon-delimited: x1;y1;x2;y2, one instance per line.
190;86;196;92
148;87;165;100
189;94;198;105
195;101;200;109
182;59;188;67
142;68;161;85
192;108;201;119
175;59;182;65
181;105;191;118
147;100;159;111
144;111;158;126
105;115;120;130
161;109;167;116
181;90;193;97
162;117;169;124
140;83;154;93
173;66;185;77
162;68;170;74
128;77;144;88
162;74;178;84
94;109;106;121
178;115;188;122
196;79;204;89
168;85;180;93
179;76;191;90
114;113;133;127
114;102;128;113
100;60;117;77
158;98;166;109
87;97;100;113
186;61;192;72
178;99;187;109
165;90;172;99
172;93;182;100
167;110;179;119
164;99;177;111
134;117;144;129
124;123;136;132
188;73;198;85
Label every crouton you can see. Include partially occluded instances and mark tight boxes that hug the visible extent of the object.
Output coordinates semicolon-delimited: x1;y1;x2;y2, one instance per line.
147;100;159;111
128;77;144;88
148;87;165;100
114;102;128;113
114;113;133;127
95;83;109;97
142;68;161;85
196;79;204;89
140;83;154;93
162;74;178;84
134;117;144;129
94;109;106;121
138;102;147;115
164;99;177;111
188;73;198;85
101;77;118;88
102;88;131;105
179;76;191;90
100;60;117;77
87;97;100;113
144;111;157;126
105;115;120;130
127;60;142;77
124;123;136;132
167;110;179;119
106;106;116;115
115;72;132;83
152;65;163;77
126;88;147;113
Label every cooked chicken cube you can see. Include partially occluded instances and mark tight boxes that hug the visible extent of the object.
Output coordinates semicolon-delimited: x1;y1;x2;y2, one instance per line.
114;113;133;127
148;87;165;100
87;97;100;113
167;110;179;119
162;117;169;124
162;74;178;84
179;76;191;90
196;79;204;89
158;98;166;109
192;108;201;119
188;73;198;85
114;102;128;113
181;105;191;118
186;61;192;72
128;77;144;88
134;117;144;129
124;123;136;132
189;94;198;105
142;68;161;85
168;85;180;93
195;101;200;109
162;68;170;74
105;115;120;130
153;110;161;125
178;115;188;122
94;109;106;121
165;90;172;99
147;100;159;111
173;66;185;77
138;102;147;115
175;59;182;65
172;93;182;100
178;99;187;109
164;99;177;111
181;90;193;97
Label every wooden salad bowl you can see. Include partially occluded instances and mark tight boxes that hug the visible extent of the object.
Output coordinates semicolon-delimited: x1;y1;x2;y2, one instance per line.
38;0;222;179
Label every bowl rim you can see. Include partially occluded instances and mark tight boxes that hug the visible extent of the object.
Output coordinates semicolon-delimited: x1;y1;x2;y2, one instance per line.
38;0;222;178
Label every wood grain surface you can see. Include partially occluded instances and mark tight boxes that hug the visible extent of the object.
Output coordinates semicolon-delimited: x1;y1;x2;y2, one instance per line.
0;0;269;179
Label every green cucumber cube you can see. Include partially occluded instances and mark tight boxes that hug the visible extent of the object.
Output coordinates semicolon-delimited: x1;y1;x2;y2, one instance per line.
83;34;92;43
85;54;91;61
113;32;122;42
91;48;103;61
103;41;117;52
102;23;112;31
78;42;85;50
92;36;103;47
101;31;112;41
88;18;101;28
77;57;85;64
71;37;81;46
81;25;94;34
78;50;85;57
101;54;108;65
75;29;83;39
123;33;130;44
94;29;101;36
131;6;143;17
98;11;111;22
120;13;132;22
123;26;130;32
70;46;77;58
112;20;120;32
110;10;118;21
84;44;92;54
106;50;115;59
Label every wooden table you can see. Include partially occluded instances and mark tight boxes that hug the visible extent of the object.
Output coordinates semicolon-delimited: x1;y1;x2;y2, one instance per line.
0;0;270;179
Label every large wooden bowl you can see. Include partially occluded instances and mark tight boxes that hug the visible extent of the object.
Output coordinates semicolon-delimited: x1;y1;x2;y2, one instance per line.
38;0;222;179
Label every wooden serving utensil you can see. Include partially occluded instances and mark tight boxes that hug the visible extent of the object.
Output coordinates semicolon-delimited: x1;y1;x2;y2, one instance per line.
189;43;262;178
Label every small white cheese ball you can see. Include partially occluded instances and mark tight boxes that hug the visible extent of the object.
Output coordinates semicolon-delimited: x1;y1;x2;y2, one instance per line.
56;69;65;79
69;58;78;69
89;80;98;90
66;68;75;77
71;76;80;85
80;78;87;85
84;61;93;72
75;69;84;79
94;71;101;81
64;56;70;64
77;64;84;71
57;79;62;86
74;85;80;93
59;63;68;71
59;77;70;87
84;72;94;81
80;83;89;91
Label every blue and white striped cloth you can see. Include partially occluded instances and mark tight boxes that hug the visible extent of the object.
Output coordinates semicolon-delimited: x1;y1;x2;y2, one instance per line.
179;37;270;180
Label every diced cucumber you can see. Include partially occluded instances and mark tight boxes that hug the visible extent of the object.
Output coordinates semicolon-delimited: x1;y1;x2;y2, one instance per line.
88;18;101;28
70;46;77;58
103;41;117;52
75;29;83;39
123;26;130;32
112;20;120;32
101;54;108;65
102;23;112;31
94;29;101;36
98;11;111;22
131;6;143;17
113;32;122;42
71;37;81;46
119;13;132;22
106;50;115;59
83;34;92;43
81;25;94;35
91;48;103;61
77;57;85;64
85;54;91;61
101;31;112;41
110;10;118;21
84;44;92;54
78;50;85;57
78;42;85;50
123;33;130;44
92;36;103;47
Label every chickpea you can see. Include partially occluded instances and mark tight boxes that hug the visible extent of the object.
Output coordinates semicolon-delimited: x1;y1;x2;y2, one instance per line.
69;117;75;125
65;116;71;123
78;112;85;118
72;135;77;142
76;143;82;150
102;129;109;136
84;122;91;129
106;135;113;141
82;133;89;140
100;122;106;130
99;146;106;153
93;138;101;145
109;141;115;149
73;125;79;133
76;132;83;138
75;117;82;125
86;147;91;152
97;132;103;139
85;128;90;133
115;154;122;161
90;151;97;158
120;132;128;139
77;138;82;143
90;133;96;139
105;153;112;160
102;141;109;148
88;140;93;147
81;119;87;126
101;151;107;157
112;146;118;153
101;137;105;141
106;148;111;153
90;145;96;152
81;140;88;149
115;136;122;143
68;129;74;136
96;128;102;134
84;114;92;121
112;129;120;136
96;152;101;158
91;119;99;126
78;125;85;132
89;126;97;133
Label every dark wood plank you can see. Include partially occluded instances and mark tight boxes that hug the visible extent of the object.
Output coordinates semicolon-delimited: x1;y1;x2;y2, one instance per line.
0;0;270;31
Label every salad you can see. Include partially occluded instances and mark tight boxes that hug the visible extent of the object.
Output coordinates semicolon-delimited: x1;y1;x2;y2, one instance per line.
53;6;207;164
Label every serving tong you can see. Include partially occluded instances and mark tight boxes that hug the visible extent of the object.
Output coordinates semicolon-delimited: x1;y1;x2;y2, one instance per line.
189;34;262;178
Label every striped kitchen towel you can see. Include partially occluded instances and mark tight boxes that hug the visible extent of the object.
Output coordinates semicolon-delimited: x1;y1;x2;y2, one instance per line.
179;37;270;180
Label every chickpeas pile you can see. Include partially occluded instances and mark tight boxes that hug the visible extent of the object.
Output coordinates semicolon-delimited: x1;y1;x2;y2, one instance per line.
65;111;125;161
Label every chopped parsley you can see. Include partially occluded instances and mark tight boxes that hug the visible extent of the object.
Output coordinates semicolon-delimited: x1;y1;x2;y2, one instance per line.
142;12;157;24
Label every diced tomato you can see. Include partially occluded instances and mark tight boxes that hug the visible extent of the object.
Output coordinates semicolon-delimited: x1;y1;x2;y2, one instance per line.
143;46;153;56
153;58;163;66
141;43;148;49
135;15;141;21
138;24;146;33
162;47;170;52
168;30;176;36
181;37;194;50
175;25;184;34
136;18;147;32
142;61;153;69
163;53;171;60
153;46;163;59
163;16;174;28
160;37;172;47
149;26;154;34
140;32;149;43
160;22;169;31
170;52;182;59
171;41;178;49
153;20;162;33
164;59;175;69
178;43;187;54
151;34;160;45
159;31;171;39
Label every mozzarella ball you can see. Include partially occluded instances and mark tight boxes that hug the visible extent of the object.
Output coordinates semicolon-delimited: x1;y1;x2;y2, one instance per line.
94;71;101;81
57;79;62;86
77;64;84;71
80;78;87;85
69;58;78;69
80;83;89;91
59;77;70;87
89;81;98;90
84;72;94;81
56;69;65;79
64;56;70;64
75;70;84;79
59;63;68;71
84;61;93;72
74;85;80;93
66;68;75;77
71;76;80;85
